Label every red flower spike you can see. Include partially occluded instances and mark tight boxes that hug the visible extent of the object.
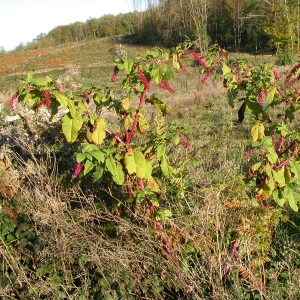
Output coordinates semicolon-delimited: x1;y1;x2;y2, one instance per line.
138;69;150;90
33;100;46;110
221;48;229;60
286;77;300;89
285;62;300;83
178;60;187;72
278;89;286;99
72;163;84;179
201;67;213;84
179;134;190;149
191;51;208;68
111;66;119;82
158;80;175;94
244;150;253;158
272;69;280;80
156;221;163;230
9;92;19;110
257;89;263;106
43;90;51;108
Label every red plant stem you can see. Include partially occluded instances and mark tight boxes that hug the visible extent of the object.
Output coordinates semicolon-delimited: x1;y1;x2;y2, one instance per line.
278;140;297;157
222;241;239;279
275;155;296;170
105;129;125;145
126;88;147;145
277;136;285;154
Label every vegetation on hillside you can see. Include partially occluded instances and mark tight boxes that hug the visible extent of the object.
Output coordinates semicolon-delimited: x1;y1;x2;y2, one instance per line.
1;32;300;299
3;0;300;59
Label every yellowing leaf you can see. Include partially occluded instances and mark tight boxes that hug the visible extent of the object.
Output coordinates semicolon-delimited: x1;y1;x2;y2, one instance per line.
125;113;134;131
146;177;160;193
251;122;265;142
124;149;146;178
137;113;149;134
91;118;106;145
121;98;131;110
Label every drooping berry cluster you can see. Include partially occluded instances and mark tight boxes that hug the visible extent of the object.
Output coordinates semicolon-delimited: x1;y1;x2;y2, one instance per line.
286;77;300;89
33;90;52;110
72;163;84;179
257;89;263;106
43;90;51;108
201;67;213;84
191;51;208;68
138;69;150;90
84;91;91;103
220;48;229;60
110;66;119;82
157;80;175;94
179;133;190;149
285;62;300;83
272;69;280;80
9;93;19;110
178;60;187;72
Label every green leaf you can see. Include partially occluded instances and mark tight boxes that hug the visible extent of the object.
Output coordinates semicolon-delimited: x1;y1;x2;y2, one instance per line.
76;153;87;163
273;189;285;207
106;156;124;185
31;77;48;86
261;136;273;147
62;113;83;143
83;144;100;152
290;160;300;179
284;186;298;212
124;59;133;74
68;99;77;119
84;160;94;175
156;143;166;158
156;208;172;221
151;63;167;84
23;91;39;106
89;151;105;163
222;64;231;77
124;150;136;175
267;85;276;105
114;164;125;185
91;118;106;145
145;160;153;179
274;168;286;188
266;147;278;164
160;154;172;177
106;155;117;177
94;165;104;181
52;90;69;107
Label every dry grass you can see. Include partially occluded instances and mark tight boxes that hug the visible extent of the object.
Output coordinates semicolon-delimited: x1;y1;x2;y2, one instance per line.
0;119;291;299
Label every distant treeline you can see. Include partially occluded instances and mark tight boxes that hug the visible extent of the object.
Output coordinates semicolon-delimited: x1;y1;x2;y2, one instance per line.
21;0;300;55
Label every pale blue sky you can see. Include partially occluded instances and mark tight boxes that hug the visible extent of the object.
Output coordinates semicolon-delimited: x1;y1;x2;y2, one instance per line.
0;0;137;51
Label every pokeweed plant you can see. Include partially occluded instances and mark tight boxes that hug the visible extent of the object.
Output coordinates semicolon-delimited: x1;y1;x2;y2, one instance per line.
221;59;300;211
9;40;300;243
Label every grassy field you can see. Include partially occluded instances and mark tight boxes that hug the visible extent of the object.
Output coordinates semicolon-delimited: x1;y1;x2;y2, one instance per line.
1;35;300;299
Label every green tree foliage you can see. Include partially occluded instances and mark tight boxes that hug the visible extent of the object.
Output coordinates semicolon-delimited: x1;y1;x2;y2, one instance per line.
22;0;300;56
